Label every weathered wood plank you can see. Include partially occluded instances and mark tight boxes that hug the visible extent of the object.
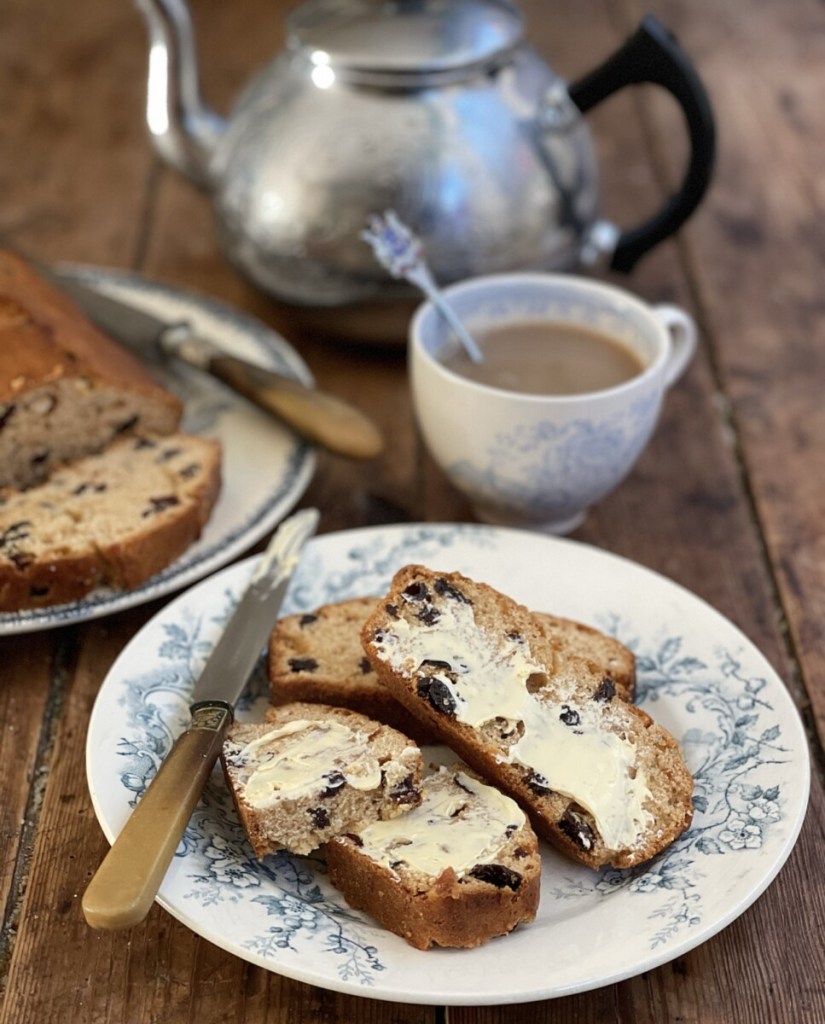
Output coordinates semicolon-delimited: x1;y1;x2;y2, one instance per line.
0;636;53;981
0;616;142;1023
0;0;162;1002
0;0;156;265
635;0;825;745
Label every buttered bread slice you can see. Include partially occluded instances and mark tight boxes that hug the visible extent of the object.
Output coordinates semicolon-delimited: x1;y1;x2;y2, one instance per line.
221;703;423;858
326;764;540;949
267;597;635;746
361;566;694;870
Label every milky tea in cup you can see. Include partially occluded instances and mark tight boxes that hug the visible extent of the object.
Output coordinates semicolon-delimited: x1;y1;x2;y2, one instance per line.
409;273;696;534
442;319;647;396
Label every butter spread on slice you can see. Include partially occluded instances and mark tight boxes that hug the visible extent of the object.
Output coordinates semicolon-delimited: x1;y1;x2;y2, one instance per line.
373;596;653;851
512;694;652;851
354;768;525;878
238;719;382;808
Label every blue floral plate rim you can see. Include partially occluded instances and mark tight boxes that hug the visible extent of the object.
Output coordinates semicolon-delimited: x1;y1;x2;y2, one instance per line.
85;523;810;1005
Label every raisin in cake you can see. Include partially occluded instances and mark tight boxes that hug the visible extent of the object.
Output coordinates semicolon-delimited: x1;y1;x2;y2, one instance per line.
361;565;694;871
0;250;182;489
0;432;220;610
326;763;540;950
220;703;423;858
268;598;635;744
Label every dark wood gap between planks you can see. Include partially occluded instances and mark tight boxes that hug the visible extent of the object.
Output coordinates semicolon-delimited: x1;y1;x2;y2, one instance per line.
0;630;79;991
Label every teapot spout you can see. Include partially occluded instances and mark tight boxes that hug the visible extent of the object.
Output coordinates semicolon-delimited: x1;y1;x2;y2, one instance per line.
135;0;224;187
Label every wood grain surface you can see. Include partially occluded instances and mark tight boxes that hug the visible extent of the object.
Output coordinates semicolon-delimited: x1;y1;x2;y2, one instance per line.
1;0;823;1021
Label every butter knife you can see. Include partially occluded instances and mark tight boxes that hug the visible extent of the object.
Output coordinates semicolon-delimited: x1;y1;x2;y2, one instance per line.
81;506;319;931
41;267;383;460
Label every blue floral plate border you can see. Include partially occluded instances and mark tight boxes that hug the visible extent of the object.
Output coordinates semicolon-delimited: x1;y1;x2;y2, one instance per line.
85;523;810;1005
0;268;315;635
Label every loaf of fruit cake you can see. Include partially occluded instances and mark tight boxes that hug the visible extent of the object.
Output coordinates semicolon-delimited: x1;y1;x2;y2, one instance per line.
0;249;182;490
0;431;220;610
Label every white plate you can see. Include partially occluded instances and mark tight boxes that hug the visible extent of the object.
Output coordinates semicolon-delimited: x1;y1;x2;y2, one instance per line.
0;269;315;634
86;524;810;1006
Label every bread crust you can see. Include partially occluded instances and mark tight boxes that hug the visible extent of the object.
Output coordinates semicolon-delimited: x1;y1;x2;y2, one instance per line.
536;612;636;702
326;765;540;950
361;565;694;870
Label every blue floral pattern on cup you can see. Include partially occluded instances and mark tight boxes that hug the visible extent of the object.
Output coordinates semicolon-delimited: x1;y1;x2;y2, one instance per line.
450;387;659;521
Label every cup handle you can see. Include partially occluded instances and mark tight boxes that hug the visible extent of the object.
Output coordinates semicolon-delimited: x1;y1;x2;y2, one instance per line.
653;304;697;387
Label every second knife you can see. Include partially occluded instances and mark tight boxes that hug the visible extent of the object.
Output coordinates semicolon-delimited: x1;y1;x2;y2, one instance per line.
43;267;384;460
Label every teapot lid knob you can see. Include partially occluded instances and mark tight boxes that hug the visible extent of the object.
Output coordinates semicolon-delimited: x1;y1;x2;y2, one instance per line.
287;0;523;81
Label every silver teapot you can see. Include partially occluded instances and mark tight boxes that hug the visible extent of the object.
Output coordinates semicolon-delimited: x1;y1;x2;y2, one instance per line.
136;0;715;340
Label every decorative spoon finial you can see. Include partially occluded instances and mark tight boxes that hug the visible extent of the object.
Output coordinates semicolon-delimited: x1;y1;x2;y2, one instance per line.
361;211;483;364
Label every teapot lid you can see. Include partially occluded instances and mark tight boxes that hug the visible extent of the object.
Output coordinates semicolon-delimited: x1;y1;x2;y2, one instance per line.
287;0;524;83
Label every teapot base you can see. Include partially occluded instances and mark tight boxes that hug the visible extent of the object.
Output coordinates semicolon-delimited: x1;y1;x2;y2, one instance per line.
268;295;420;347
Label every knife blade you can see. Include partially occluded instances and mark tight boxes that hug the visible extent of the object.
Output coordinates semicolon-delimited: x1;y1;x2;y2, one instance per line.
41;266;383;460
81;506;320;931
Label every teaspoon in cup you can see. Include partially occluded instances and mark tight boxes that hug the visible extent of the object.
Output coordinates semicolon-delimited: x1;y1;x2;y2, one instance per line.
361;210;483;365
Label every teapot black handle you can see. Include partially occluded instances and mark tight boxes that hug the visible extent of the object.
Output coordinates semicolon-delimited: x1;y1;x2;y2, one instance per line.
567;14;716;273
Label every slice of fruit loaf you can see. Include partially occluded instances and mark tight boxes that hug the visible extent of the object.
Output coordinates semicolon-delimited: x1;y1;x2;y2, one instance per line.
220;702;423;858
0;250;182;489
268;598;635;744
361;565;694;870
326;763;540;949
0;432;220;610
540;613;635;701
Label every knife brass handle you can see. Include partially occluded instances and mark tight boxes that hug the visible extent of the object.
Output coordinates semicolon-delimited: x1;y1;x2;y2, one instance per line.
162;327;384;460
82;702;232;930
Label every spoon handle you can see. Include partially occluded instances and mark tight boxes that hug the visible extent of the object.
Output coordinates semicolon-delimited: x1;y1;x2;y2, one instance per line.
405;263;484;364
361;210;483;364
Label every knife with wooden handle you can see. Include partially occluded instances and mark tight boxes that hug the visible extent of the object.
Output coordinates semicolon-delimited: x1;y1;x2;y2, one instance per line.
81;506;319;930
39;266;384;460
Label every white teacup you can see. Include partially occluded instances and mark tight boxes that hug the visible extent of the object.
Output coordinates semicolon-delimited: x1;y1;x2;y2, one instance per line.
409;273;696;534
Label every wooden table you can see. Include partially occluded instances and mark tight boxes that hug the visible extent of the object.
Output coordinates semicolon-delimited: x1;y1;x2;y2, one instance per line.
2;0;824;1020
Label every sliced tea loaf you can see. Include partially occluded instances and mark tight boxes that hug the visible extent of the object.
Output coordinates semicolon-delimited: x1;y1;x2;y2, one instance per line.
0;250;182;489
539;613;635;702
268;598;635;744
361;565;694;870
0;432;221;610
221;702;423;858
268;597;434;742
326;763;540;950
